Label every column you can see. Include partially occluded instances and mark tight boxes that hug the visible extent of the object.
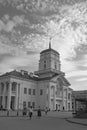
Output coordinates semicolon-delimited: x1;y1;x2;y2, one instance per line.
7;83;11;110
53;86;56;110
73;98;76;113
62;87;64;110
15;83;18;110
66;88;68;111
70;93;72;111
2;83;6;109
48;85;51;110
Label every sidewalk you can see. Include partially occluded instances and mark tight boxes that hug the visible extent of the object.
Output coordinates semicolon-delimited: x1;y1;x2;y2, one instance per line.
66;118;87;126
47;111;87;126
0;110;87;126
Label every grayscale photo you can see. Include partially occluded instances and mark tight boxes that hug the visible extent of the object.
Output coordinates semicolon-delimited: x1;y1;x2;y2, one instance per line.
0;0;87;130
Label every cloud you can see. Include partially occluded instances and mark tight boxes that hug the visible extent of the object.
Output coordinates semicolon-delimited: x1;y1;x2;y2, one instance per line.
15;0;59;13
1;0;87;78
0;53;39;74
66;70;87;78
76;77;87;82
0;14;30;32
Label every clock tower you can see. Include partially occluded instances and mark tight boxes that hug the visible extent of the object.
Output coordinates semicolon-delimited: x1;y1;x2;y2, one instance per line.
34;41;62;78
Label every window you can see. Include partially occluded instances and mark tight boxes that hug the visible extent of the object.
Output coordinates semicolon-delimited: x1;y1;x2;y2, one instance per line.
6;82;9;92
1;83;4;93
12;82;16;92
32;102;35;108
0;96;3;106
23;101;26;108
28;88;31;95
68;93;71;100
44;60;46;69
40;89;43;95
28;102;31;107
55;62;57;69
24;88;27;94
33;89;35;95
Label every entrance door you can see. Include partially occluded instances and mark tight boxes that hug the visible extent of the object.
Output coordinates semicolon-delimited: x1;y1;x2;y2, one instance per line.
56;104;58;111
10;96;15;110
56;104;60;111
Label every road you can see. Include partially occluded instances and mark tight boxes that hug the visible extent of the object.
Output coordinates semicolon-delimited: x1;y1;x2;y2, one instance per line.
0;116;86;130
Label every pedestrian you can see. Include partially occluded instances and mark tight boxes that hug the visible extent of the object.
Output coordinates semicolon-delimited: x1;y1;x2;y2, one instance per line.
29;106;33;120
63;106;64;111
23;107;27;116
37;106;41;117
44;107;48;115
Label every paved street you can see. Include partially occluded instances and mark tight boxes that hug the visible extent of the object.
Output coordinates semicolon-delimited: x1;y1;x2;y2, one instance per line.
0;112;87;130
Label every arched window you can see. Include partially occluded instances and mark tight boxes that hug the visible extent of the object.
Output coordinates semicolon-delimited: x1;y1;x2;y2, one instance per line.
1;83;4;93
6;82;9;92
12;82;16;92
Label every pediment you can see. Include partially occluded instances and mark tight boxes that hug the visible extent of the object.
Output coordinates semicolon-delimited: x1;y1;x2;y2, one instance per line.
51;74;70;87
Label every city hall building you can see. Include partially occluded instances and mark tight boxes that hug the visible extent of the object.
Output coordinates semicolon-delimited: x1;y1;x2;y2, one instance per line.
0;44;72;111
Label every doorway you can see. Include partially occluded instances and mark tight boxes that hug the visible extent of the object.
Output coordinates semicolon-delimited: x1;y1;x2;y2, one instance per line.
10;96;15;110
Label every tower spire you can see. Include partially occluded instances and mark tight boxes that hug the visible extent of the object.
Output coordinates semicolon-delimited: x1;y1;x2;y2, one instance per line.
49;37;51;49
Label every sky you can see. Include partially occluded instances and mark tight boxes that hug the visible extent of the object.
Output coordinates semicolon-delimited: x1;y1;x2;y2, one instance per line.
0;0;87;90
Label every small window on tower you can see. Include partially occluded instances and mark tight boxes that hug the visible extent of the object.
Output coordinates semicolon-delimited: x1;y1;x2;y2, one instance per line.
44;60;46;69
55;62;57;69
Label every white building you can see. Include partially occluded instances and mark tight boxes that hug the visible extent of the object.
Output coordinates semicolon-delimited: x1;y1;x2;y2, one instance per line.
0;45;72;111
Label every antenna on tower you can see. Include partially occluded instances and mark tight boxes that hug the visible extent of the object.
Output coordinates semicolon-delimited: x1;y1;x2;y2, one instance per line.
49;37;51;49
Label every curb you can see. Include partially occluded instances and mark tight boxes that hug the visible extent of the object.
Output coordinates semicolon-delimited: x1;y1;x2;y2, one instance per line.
66;118;87;126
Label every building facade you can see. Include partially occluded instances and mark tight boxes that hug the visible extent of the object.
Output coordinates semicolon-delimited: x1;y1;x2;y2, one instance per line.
72;91;87;113
0;45;72;111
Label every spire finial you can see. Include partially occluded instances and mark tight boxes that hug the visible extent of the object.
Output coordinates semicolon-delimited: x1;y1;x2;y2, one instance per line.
49;37;51;49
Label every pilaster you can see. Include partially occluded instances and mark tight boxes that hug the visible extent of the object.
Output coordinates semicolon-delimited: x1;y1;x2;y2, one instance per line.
53;86;56;110
7;83;11;110
15;83;18;110
48;85;51;110
66;88;68;111
62;86;64;110
2;83;6;108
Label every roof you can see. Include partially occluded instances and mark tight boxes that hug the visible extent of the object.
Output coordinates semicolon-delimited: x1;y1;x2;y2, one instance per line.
40;48;59;55
0;70;70;87
37;73;70;86
0;70;38;81
58;76;71;87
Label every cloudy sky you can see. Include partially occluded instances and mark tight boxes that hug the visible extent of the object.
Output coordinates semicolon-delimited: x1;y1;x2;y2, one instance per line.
0;0;87;90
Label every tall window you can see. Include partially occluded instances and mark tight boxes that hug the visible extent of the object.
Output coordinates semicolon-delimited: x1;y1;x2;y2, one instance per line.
28;88;31;95
32;102;35;108
33;89;35;95
44;60;46;69
23;101;26;108
40;89;43;95
28;102;31;107
12;82;16;91
68;93;71;100
55;62;57;69
6;82;9;92
1;83;4;93
24;88;27;94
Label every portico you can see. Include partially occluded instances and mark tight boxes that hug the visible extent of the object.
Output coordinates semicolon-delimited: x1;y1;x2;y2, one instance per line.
0;81;20;110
